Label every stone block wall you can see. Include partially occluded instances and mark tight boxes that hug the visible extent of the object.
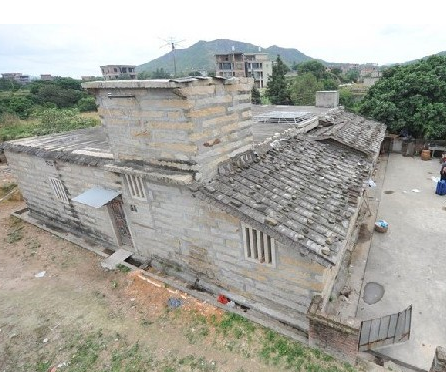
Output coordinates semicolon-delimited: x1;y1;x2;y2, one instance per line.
83;78;254;181
122;177;330;332
5;151;120;249
307;295;360;363
430;347;446;372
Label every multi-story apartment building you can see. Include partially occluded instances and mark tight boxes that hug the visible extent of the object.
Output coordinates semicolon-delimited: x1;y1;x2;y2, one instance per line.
1;73;31;84
40;74;54;81
215;53;272;88
100;65;137;80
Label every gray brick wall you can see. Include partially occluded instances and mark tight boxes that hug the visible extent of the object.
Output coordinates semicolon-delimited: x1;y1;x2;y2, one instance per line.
122;177;330;331
6;151;120;250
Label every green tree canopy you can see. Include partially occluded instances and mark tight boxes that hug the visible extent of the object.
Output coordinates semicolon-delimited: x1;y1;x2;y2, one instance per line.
265;55;291;105
294;60;339;91
360;55;446;139
31;84;83;108
344;68;360;83
289;73;324;106
295;60;326;80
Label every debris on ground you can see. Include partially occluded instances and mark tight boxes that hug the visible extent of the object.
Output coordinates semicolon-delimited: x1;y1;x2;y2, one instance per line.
374;219;388;233
167;298;182;309
217;294;229;305
34;271;46;278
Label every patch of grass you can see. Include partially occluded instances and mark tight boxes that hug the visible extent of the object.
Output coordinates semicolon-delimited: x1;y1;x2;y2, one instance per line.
116;263;131;273
25;238;41;251
68;332;104;371
35;360;52;372
111;280;118;289
110;342;154;372
0;183;17;197
6;225;24;244
217;312;255;339
259;329;356;371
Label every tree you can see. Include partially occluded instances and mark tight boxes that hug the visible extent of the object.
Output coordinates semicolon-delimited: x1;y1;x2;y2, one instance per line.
360;55;446;139
294;60;339;90
344;68;359;83
339;88;358;112
251;86;261;104
295;60;326;81
32;84;82;108
151;68;171;79
289;73;324;106
265;55;291;105
0;78;21;91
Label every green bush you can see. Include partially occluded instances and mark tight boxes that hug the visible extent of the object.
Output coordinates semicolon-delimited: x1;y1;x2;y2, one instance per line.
77;96;97;112
34;108;99;136
0;96;35;119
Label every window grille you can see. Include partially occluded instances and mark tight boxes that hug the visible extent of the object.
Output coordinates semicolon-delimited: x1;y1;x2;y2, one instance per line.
48;177;69;202
242;223;276;266
124;174;146;200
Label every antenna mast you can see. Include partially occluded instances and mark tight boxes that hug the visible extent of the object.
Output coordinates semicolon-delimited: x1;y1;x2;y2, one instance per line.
160;37;185;77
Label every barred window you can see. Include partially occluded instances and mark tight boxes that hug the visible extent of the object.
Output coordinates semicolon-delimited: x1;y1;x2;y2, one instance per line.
48;177;69;203
242;223;276;266
125;174;146;200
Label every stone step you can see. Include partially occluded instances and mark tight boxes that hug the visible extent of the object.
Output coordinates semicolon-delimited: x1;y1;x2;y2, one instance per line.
101;248;132;270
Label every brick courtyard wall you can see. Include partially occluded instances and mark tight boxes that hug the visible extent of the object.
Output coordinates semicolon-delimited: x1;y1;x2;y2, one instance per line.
430;347;446;372
307;295;360;363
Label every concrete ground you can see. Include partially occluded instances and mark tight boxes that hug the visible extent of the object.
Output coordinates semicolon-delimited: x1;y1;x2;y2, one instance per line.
356;153;446;370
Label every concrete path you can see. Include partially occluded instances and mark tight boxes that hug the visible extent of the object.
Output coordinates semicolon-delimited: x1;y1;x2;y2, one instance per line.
356;153;446;370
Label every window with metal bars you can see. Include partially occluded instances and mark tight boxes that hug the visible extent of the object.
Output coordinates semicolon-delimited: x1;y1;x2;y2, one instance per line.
242;223;276;266
124;174;146;201
48;177;69;203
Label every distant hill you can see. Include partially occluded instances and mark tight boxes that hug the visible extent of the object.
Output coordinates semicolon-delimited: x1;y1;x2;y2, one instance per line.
136;39;316;75
400;51;446;65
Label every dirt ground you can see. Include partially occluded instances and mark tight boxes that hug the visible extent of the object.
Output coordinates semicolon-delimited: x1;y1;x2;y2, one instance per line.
0;164;357;372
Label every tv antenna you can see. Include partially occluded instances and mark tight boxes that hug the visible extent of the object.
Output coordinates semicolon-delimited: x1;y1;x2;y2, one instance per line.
159;37;185;77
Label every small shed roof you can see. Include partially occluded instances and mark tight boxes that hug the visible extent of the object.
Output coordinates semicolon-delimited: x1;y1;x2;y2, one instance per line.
72;187;120;208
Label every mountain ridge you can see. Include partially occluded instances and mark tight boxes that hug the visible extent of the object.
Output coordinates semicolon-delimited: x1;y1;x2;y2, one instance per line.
136;39;315;74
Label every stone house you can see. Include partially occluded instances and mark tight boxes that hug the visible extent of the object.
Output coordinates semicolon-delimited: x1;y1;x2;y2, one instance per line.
3;77;385;335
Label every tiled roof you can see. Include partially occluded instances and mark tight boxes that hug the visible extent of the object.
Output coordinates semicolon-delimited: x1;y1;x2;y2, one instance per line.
196;135;373;267
313;111;386;157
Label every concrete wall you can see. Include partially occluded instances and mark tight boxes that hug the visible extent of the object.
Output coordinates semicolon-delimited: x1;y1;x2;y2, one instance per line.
316;91;339;108
122;178;329;331
5;151;120;250
83;78;254;182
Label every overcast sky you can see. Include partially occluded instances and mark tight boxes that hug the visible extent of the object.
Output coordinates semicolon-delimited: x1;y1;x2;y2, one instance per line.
1;0;446;79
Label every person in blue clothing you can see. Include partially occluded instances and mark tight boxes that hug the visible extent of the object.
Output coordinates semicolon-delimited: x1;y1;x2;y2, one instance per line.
441;162;446;181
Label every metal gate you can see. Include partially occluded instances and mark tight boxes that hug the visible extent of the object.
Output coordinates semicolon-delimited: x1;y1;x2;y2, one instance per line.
359;305;412;351
108;198;133;247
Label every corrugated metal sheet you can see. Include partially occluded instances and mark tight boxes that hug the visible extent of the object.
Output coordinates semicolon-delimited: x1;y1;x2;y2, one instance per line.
72;187;120;208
